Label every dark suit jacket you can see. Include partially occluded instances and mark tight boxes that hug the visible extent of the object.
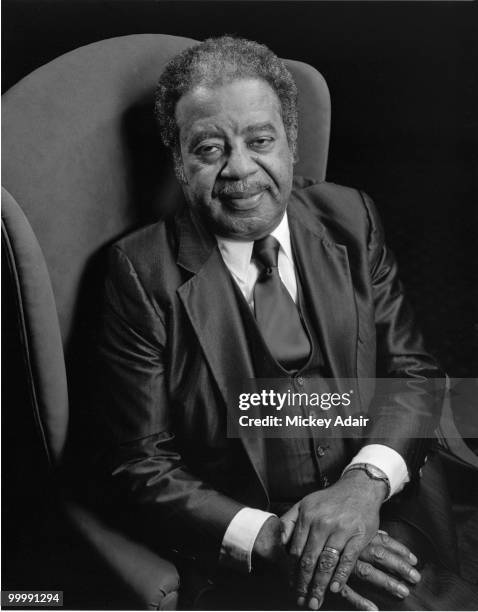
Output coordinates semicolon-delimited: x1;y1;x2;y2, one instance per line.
96;177;446;567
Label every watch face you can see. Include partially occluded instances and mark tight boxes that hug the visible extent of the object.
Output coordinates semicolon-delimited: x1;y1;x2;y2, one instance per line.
367;465;383;478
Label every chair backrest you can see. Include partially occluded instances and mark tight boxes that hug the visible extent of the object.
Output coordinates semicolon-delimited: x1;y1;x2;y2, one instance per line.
2;34;331;463
2;33;330;347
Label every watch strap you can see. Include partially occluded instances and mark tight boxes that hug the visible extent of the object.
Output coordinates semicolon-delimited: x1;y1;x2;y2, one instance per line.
341;462;391;500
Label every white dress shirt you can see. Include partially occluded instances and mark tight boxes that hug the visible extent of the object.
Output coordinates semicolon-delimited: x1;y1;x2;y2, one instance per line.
216;212;410;572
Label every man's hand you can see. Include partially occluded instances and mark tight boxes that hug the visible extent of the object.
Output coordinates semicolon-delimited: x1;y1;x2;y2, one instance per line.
253;516;421;610
281;518;421;611
281;470;386;608
252;515;292;583
252;515;284;568
331;532;421;610
355;531;421;594
251;515;297;608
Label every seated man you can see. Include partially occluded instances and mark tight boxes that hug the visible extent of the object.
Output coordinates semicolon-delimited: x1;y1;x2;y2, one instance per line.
95;36;477;610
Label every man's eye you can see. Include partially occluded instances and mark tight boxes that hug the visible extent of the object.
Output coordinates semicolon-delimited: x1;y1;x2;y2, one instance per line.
250;137;274;151
196;144;222;158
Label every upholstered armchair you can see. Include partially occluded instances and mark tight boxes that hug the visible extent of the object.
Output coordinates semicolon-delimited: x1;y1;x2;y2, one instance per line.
2;34;331;609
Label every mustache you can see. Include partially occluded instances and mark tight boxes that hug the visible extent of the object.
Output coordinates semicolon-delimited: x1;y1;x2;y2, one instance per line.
213;181;271;197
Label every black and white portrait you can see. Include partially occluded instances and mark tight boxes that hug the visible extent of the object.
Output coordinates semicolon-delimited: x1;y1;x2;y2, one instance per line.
2;2;477;610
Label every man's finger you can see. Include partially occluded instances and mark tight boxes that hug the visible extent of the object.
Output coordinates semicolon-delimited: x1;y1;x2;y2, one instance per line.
354;560;410;599
339;584;378;611
306;543;342;609
281;519;296;546
376;531;418;565
294;530;327;607
361;543;421;585
288;513;311;596
280;504;299;545
329;537;362;594
281;503;299;523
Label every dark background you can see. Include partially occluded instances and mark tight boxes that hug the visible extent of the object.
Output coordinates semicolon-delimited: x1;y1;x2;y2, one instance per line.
3;0;478;376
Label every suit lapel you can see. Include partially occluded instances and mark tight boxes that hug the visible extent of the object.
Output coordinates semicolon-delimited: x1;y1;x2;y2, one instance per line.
176;208;269;501
288;197;358;380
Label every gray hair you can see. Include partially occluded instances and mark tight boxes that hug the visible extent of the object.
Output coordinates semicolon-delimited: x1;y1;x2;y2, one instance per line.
154;36;298;158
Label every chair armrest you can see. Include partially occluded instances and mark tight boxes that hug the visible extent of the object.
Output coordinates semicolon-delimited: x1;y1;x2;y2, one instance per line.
64;500;179;610
436;379;478;470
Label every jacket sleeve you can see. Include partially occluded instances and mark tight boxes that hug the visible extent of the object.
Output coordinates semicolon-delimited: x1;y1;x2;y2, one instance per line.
96;245;244;564
359;191;445;479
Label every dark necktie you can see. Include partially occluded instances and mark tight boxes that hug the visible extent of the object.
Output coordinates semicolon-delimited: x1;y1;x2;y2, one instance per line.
253;235;310;370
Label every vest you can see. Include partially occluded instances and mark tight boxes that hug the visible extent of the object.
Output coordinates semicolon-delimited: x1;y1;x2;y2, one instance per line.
231;275;352;514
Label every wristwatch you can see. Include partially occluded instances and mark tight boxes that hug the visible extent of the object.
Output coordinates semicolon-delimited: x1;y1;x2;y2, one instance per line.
341;463;391;500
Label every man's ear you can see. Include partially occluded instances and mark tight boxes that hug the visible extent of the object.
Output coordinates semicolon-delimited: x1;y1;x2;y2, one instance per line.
173;148;188;184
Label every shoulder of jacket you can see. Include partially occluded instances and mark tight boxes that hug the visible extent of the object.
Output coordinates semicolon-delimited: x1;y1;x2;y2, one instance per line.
112;219;171;258
292;176;374;239
293;176;366;208
107;218;180;295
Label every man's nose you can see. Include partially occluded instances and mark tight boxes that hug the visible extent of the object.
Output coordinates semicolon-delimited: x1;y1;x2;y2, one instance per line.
220;145;257;179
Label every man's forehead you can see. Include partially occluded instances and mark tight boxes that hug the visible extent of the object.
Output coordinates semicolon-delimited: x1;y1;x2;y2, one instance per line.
175;78;283;135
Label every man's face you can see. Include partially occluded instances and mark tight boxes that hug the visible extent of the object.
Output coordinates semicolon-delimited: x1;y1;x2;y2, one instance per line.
175;78;294;240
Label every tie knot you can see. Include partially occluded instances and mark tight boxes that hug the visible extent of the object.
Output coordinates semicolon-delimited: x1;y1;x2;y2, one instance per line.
253;235;280;269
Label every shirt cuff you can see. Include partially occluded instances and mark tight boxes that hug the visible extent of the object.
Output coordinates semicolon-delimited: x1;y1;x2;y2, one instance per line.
346;444;410;497
219;507;276;573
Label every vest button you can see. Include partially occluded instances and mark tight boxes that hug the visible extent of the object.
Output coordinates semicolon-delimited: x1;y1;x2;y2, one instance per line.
316;445;327;457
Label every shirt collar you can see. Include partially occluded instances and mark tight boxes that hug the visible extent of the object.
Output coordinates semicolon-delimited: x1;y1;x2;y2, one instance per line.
271;212;293;262
216;212;292;282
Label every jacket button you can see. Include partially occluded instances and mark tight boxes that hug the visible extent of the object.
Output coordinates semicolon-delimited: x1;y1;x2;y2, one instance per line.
316;445;327;457
419;468;423;477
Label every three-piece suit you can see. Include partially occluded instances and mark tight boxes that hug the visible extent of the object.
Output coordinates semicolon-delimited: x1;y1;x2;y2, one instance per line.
95;177;464;607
